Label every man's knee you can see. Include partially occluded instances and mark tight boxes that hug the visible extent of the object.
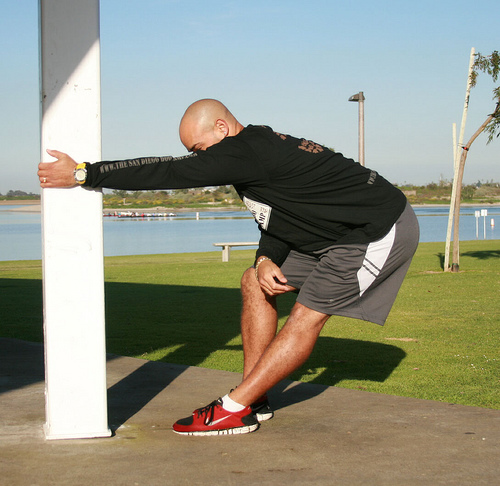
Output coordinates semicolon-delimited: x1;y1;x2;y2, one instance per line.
241;266;260;296
241;267;276;305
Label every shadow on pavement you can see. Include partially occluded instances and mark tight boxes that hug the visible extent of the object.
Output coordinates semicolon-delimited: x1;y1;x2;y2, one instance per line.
1;278;405;428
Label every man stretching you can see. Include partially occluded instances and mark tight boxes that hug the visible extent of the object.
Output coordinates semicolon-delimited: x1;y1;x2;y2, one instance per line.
38;99;419;436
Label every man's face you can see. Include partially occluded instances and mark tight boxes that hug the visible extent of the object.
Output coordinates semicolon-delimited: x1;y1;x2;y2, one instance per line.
180;119;226;153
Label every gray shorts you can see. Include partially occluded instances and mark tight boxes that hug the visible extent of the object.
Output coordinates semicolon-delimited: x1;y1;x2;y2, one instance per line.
280;202;419;325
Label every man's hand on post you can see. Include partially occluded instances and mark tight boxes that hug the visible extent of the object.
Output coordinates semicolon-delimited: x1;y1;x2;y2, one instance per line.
255;258;295;296
38;149;78;188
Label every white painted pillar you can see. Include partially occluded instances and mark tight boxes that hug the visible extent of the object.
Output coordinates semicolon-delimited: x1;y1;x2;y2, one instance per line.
39;0;110;439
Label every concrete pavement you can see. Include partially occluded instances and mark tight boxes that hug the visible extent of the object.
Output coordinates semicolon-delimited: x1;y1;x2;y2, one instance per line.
1;338;499;485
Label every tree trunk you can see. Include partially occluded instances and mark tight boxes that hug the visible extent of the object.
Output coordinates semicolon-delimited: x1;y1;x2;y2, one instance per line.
451;105;499;272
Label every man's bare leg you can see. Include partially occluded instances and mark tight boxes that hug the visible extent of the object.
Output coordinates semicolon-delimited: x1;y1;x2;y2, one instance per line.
240;267;279;379
230;301;330;407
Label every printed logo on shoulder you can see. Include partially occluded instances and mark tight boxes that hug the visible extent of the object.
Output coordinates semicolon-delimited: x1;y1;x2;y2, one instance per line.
298;139;324;154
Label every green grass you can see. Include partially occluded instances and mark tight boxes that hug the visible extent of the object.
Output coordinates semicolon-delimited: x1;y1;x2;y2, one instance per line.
1;240;499;409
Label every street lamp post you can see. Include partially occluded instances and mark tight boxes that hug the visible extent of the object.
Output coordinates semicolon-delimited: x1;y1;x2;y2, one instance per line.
349;91;365;166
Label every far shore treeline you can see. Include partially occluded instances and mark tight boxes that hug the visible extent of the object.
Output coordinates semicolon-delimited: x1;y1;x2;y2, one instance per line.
2;181;500;209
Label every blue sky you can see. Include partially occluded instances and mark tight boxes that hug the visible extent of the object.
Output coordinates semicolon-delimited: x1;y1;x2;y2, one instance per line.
1;0;498;194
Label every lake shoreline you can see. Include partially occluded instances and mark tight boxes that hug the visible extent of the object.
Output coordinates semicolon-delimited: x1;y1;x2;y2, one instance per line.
3;199;500;214
0;201;250;214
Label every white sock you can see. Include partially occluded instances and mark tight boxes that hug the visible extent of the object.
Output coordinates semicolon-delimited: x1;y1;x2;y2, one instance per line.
221;394;246;412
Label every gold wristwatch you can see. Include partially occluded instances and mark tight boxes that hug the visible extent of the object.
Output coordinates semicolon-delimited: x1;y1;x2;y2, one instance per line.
74;163;88;185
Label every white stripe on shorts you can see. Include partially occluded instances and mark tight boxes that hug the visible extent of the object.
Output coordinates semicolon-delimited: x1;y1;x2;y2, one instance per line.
357;224;396;297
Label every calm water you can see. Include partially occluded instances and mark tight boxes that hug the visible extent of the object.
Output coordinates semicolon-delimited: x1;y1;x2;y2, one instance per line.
0;205;498;261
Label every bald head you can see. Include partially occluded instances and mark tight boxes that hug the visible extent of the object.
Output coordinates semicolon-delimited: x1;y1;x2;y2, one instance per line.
179;99;244;152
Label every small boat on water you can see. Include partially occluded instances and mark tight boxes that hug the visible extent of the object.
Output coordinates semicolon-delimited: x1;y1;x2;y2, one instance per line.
103;211;177;218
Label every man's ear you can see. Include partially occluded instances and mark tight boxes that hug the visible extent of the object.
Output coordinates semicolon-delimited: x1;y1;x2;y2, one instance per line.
214;119;229;139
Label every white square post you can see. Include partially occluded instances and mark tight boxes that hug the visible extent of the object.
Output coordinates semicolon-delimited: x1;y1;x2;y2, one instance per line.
39;0;110;439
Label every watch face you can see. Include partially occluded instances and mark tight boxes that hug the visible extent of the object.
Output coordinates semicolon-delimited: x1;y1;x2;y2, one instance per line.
75;168;86;182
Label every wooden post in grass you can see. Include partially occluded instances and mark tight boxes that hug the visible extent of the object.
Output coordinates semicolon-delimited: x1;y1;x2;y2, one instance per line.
40;0;110;439
443;123;457;271
444;48;475;272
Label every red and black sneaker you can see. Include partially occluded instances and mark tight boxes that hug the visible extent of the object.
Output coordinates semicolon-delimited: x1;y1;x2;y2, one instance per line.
173;398;260;436
251;395;274;422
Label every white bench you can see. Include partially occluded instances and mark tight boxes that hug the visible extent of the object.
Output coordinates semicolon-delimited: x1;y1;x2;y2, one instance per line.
213;242;259;262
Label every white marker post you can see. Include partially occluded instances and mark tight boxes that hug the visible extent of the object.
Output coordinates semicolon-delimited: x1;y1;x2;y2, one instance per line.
481;209;488;240
40;0;110;439
475;210;480;239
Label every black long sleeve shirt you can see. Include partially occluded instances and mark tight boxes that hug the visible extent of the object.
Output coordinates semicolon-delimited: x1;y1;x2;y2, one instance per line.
84;125;407;264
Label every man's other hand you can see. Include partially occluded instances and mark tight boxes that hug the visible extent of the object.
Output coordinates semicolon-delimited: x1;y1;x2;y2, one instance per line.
256;259;296;296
